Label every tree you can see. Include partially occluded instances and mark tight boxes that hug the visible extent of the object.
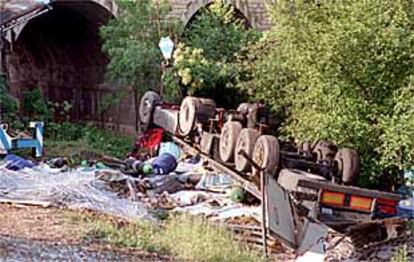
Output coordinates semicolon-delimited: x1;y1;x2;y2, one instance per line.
100;0;180;132
165;0;260;107
0;76;18;123
239;0;414;187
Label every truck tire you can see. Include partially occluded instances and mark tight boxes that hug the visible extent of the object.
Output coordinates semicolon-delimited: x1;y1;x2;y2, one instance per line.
219;121;242;163
312;140;338;162
335;148;360;185
139;91;161;128
178;97;216;136
235;128;260;172
178;97;198;136
252;135;280;177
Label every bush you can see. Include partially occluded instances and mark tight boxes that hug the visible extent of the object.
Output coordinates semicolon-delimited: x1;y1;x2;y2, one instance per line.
46;122;133;159
0;77;18;123
239;0;414;187
47;122;86;141
22;88;52;122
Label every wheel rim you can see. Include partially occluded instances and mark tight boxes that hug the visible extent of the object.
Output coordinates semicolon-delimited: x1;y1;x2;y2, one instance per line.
143;99;151;116
254;144;265;169
235;136;248;169
220;128;230;155
179;102;195;135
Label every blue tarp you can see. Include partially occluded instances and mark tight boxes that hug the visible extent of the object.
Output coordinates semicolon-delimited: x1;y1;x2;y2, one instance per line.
4;154;35;171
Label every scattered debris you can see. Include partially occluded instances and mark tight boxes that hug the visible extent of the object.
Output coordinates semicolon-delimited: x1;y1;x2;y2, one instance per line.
0;93;413;261
0;164;151;221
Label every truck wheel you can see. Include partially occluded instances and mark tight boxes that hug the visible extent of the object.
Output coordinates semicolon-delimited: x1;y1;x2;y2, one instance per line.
219;121;242;163
235;128;260;172
252;135;280;177
313;140;338;162
139;91;161;128
335;148;360;185
178;97;199;136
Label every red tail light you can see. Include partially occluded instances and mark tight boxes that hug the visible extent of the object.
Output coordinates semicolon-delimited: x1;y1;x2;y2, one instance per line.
376;198;398;215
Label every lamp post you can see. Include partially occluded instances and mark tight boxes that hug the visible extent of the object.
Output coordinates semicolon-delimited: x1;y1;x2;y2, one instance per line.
158;36;175;97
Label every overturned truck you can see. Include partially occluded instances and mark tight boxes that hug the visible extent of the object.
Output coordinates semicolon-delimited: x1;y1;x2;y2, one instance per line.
139;91;405;257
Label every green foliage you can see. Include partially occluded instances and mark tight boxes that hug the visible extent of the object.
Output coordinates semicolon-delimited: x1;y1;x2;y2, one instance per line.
47;122;86;141
100;0;180;93
0;77;18;123
98;90;127;114
100;0;180;131
391;245;408;262
46;122;133;159
167;0;260;107
240;0;414;186
161;67;183;103
158;214;261;262
50;100;73;121
408;221;414;232
83;127;133;159
22;88;52;122
182;1;255;63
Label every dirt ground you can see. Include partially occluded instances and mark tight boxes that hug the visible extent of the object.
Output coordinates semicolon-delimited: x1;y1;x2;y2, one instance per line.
0;204;173;261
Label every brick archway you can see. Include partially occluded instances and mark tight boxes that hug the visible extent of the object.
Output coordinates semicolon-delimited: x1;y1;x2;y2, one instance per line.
170;0;271;31
5;0;118;123
182;0;252;28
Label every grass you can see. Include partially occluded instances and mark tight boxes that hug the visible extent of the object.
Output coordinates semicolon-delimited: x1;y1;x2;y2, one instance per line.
157;215;262;262
408;221;414;233
44;122;134;159
45;140;101;159
64;211;261;262
391;245;408;262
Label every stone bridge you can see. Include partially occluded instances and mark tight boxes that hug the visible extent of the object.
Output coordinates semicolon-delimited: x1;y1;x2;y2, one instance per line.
2;0;271;135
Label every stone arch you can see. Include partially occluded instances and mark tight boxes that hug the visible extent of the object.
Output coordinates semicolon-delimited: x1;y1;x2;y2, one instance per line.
181;0;256;30
5;0;118;122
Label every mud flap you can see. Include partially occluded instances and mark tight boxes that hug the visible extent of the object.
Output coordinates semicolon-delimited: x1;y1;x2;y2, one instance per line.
265;175;328;261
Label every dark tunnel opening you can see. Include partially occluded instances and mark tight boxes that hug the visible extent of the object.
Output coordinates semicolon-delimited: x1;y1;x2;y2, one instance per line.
5;2;113;122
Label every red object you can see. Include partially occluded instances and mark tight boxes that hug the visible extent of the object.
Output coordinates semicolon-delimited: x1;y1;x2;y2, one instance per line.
376;198;398;215
136;128;164;150
128;128;164;159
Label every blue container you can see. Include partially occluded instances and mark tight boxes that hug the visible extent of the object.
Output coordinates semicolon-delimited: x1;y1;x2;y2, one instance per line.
4;154;35;171
398;198;414;219
152;153;177;175
159;142;182;160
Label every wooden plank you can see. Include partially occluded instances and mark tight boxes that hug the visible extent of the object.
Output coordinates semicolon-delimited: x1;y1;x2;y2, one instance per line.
0;198;53;207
